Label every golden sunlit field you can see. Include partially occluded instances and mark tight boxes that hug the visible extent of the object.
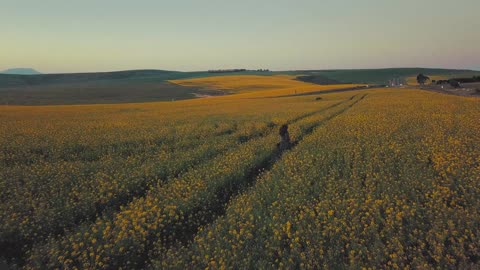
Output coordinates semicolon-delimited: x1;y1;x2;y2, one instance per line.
171;75;362;97
1;75;479;269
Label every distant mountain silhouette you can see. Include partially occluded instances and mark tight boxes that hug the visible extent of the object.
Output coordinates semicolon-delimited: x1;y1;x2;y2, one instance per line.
1;68;41;75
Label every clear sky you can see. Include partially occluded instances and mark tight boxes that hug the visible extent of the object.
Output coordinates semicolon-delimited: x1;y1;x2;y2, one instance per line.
1;0;479;73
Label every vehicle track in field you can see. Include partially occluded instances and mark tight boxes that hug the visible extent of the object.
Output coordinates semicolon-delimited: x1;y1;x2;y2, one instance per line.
74;95;360;270
242;85;379;99
1;96;359;266
87;97;357;221
145;94;369;268
83;98;355;220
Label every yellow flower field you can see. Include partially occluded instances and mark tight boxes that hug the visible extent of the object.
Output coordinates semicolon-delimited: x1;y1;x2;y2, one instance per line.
0;76;479;269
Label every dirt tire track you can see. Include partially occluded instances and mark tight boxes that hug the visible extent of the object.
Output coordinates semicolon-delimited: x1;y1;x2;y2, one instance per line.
145;94;368;268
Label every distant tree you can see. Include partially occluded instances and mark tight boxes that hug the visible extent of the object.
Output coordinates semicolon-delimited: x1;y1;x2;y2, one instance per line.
416;73;430;85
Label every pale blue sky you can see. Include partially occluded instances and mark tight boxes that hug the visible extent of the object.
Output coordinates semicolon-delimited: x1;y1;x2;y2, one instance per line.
1;0;479;73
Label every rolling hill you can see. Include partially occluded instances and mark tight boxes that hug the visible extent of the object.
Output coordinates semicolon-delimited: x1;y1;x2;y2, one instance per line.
1;68;478;105
0;70;214;105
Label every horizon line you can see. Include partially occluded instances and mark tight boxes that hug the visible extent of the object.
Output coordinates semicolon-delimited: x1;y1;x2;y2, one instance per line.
2;66;479;75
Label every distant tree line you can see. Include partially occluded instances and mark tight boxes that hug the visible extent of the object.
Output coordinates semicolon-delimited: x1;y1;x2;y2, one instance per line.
207;69;270;73
418;74;480;89
434;76;480;88
208;69;247;73
448;76;480;83
435;80;461;88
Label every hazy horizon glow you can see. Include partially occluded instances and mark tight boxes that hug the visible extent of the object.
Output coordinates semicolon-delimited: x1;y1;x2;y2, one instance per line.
1;0;479;73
